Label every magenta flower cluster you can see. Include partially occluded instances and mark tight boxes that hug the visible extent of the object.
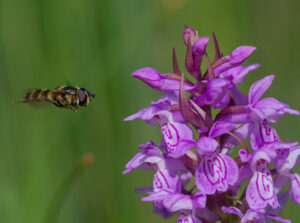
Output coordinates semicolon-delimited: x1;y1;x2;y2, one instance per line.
123;25;300;223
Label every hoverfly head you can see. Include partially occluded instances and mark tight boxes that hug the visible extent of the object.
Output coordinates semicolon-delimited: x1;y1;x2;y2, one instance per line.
78;88;95;106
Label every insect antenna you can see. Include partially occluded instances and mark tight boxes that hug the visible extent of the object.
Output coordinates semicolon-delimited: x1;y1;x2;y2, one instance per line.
89;93;96;98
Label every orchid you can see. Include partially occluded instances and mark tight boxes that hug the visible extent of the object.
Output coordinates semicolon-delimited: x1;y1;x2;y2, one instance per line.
123;25;300;222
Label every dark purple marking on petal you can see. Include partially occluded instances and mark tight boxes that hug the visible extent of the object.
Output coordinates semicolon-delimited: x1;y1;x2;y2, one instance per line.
154;173;163;190
259;120;279;144
153;170;171;191
177;211;196;223
203;154;227;186
276;148;289;160
193;192;206;208
255;170;274;201
161;122;180;152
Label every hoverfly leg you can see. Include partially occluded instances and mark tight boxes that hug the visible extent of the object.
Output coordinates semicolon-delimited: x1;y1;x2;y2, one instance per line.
56;95;71;110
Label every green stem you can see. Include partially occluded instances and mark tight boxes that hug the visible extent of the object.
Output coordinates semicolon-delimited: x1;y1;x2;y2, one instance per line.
45;153;94;223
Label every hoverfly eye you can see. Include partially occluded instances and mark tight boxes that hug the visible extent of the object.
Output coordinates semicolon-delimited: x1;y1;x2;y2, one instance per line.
79;89;87;106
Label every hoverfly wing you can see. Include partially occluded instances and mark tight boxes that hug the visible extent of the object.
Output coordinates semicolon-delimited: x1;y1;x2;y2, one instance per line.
55;85;78;94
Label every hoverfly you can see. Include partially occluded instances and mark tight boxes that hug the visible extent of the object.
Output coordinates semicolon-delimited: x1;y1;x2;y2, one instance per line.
17;86;96;112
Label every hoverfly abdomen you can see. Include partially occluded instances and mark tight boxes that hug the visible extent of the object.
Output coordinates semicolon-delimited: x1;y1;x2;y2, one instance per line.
22;89;51;103
40;90;51;101
23;91;32;101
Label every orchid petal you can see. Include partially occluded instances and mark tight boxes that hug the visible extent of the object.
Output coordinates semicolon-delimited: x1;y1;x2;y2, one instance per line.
209;121;236;138
131;67;196;91
249;75;274;105
193;192;207;209
183;28;197;46
153;169;181;193
163;193;193;212
214;46;256;76
196;137;218;154
195;79;231;106
221;206;243;218
265;214;291;223
246;156;278;209
195;153;238;194
177;211;202;223
241;209;265;223
290;174;300;206
254;97;299;122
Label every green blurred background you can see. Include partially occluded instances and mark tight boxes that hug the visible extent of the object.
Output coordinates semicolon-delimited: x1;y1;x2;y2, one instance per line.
0;0;300;222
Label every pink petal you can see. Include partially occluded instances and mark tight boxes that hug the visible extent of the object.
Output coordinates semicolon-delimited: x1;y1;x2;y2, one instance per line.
290;174;300;206
193;192;207;209
163;193;193;212
177;211;202;223
246;160;278;209
221;206;243;218
249;75;274;105
195;153;238;194
196;137;219;154
230;46;257;64
265;214;291;223
209;121;236;138
183;28;197;46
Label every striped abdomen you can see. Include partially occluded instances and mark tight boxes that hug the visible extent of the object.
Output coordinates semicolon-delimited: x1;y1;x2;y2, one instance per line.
21;89;75;106
22;89;54;103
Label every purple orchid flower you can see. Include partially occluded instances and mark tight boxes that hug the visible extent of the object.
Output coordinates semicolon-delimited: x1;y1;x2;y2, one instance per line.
183;26;210;79
246;151;279;209
131;67;197;92
140;168;181;218
124;25;300;223
274;146;300;207
249;75;299;122
124;98;194;158
163;192;206;223
213;46;257;77
176;211;201;223
138;158;183;216
221;206;291;223
213;63;260;108
194;79;231;107
195;137;239;194
123;141;164;174
220;75;299;124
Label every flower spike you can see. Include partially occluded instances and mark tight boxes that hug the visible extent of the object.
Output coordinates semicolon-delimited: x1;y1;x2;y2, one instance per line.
124;25;300;223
